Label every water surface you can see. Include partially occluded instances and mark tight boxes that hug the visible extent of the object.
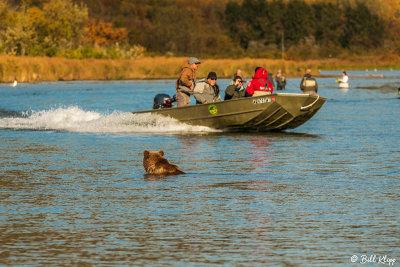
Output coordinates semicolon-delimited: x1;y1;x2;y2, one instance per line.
1;72;399;266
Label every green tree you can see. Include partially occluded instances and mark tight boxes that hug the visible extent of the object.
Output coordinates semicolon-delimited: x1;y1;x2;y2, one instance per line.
341;2;385;48
268;0;286;46
140;5;195;54
312;2;344;56
282;0;315;46
225;1;252;49
241;0;269;42
225;0;278;51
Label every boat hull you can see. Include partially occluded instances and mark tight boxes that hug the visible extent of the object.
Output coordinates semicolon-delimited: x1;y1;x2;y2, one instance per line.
132;93;327;131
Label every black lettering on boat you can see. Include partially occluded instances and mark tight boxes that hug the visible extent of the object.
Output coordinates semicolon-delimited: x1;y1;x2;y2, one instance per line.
253;97;271;104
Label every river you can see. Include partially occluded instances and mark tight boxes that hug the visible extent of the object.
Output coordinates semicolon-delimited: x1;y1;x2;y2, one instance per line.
1;71;399;266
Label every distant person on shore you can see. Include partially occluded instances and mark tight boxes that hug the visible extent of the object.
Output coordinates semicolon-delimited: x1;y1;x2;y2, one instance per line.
193;72;221;104
300;69;318;95
275;71;286;90
175;57;200;107
245;67;273;97
224;75;246;100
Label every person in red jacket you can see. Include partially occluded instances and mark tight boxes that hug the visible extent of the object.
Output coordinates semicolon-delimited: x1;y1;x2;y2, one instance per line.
245;67;274;97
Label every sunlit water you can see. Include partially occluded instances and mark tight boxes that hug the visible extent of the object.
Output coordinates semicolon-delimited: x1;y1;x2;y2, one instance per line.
1;72;399;266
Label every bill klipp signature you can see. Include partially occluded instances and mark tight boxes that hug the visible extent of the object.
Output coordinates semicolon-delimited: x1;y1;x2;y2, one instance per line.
351;255;396;265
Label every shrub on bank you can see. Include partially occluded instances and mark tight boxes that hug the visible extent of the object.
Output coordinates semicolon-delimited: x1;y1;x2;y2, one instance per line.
2;55;400;83
62;44;146;60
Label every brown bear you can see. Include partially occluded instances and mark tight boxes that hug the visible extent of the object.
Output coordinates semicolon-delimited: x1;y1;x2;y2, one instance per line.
143;150;185;175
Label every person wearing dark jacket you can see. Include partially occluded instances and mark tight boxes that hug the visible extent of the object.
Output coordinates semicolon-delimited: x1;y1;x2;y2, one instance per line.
224;75;245;100
268;72;275;90
275;71;286;90
300;69;318;95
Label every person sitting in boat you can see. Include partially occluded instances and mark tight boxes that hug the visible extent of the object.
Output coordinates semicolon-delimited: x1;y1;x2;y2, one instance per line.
300;69;318;95
193;72;221;104
224;75;246;100
245;67;274;97
228;69;245;91
275;70;286;90
175;57;200;107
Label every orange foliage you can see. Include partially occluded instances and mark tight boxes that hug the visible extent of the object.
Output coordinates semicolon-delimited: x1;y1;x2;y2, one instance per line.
84;18;128;46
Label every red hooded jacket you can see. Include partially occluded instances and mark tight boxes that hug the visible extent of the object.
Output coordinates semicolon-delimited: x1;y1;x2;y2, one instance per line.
246;67;274;95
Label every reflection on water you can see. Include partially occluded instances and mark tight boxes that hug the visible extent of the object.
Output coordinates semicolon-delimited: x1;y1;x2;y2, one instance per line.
1;78;399;265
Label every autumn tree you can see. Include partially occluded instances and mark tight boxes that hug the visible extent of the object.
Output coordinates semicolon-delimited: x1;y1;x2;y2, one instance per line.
85;18;127;46
0;1;37;55
28;0;88;56
1;0;397;58
4;11;36;55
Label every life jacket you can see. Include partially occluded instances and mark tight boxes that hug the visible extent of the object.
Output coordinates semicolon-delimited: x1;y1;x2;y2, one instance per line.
246;67;274;95
301;74;317;92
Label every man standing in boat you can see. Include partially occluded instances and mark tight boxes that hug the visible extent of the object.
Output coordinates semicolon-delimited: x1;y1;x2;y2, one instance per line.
175;57;201;107
300;69;318;95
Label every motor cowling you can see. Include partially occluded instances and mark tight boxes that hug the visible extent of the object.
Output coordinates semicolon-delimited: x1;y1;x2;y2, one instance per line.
153;94;176;109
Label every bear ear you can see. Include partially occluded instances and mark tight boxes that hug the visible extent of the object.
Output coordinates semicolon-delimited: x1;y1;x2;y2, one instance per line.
159;150;164;156
144;150;149;156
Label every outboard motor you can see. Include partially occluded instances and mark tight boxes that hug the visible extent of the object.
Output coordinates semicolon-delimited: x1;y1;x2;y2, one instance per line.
153;93;176;109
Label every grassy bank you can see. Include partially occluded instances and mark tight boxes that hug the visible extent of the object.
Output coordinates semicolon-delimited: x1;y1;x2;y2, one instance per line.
1;55;400;83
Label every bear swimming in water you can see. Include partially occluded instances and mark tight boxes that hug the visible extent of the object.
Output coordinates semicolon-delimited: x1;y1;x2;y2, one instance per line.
143;150;185;175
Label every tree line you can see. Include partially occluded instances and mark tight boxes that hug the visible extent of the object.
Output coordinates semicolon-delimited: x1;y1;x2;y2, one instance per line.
0;0;398;60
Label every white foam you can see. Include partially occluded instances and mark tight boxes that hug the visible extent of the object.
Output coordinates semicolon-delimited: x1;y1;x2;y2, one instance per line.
0;106;219;133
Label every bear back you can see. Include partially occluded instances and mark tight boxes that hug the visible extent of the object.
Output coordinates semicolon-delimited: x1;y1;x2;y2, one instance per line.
143;150;184;175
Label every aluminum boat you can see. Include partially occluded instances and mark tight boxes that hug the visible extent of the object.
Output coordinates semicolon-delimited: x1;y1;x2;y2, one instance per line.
132;93;327;131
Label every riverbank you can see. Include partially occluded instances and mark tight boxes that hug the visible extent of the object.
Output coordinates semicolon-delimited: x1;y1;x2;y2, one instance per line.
1;55;399;83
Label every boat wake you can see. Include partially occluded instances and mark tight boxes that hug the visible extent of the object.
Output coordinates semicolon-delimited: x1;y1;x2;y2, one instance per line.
0;106;219;133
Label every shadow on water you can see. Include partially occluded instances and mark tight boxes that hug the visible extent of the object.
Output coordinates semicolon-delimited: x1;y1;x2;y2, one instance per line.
191;130;321;139
143;173;185;180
